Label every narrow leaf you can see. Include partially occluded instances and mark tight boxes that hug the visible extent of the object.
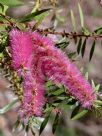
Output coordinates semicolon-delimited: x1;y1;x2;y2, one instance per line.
52;112;60;134
81;38;87;57
95;84;100;92
89;40;96;61
94;26;102;34
70;10;76;31
0;99;18;114
20;9;50;23
71;105;80;119
56;41;69;49
77;38;82;54
12;119;20;132
67;99;77;105
85;72;89;80
31;128;36;136
0;3;4;12
32;12;49;30
71;110;88;120
39;111;51;135
95;100;102;106
51;88;64;96
0;0;23;7
78;3;84;28
0;44;6;52
73;36;78;44
82;27;90;35
68;52;76;59
91;80;95;90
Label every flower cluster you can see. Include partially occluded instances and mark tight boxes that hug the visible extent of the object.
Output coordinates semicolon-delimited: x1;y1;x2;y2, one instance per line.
9;29;95;119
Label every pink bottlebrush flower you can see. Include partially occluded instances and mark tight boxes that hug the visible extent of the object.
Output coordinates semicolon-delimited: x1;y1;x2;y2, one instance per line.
19;72;45;118
9;29;46;118
9;29;34;71
31;32;96;108
9;29;96;119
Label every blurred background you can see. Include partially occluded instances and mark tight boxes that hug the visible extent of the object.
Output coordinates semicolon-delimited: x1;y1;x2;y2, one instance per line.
0;0;102;136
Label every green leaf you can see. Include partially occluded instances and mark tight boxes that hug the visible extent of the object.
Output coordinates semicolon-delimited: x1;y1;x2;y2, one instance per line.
46;80;53;87
51;88;64;96
12;118;20;132
31;128;36;136
0;3;4;12
81;38;87;57
56;14;65;23
71;105;80;119
82;27;90;35
0;99;19;114
70;10;76;31
32;12;49;29
39;111;51;135
0;14;8;23
52;112;60;134
95;100;102;106
31;0;41;13
67;99;77;105
0;0;23;7
91;80;95;89
68;52;76;59
0;52;3;58
94;26;102;34
85;72;89;80
78;3;84;28
25;124;30;133
57;96;68;100
89;40;96;61
47;86;58;92
56;41;69;50
19;9;50;23
58;99;71;109
77;38;82;54
73;36;78;44
71;109;88;120
95;84;100;92
0;44;6;52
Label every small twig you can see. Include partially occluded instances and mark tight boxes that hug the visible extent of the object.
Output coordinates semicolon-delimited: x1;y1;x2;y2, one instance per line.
0;13;102;40
0;13;13;26
31;0;41;13
37;28;102;39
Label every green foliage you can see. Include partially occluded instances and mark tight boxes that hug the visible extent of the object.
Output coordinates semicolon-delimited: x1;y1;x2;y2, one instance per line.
39;111;51;135
0;99;18;114
91;80;100;93
78;3;84;28
56;37;69;50
0;3;4;12
19;9;50;23
68;52;76;59
71;109;88;120
33;12;49;29
0;0;23;7
89;40;96;61
0;1;102;136
94;26;102;34
52;112;60;134
71;105;80;119
70;10;76;31
77;38;82;54
81;38;87;57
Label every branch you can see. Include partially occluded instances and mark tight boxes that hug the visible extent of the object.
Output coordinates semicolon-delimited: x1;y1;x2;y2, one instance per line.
37;28;102;39
0;13;13;26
